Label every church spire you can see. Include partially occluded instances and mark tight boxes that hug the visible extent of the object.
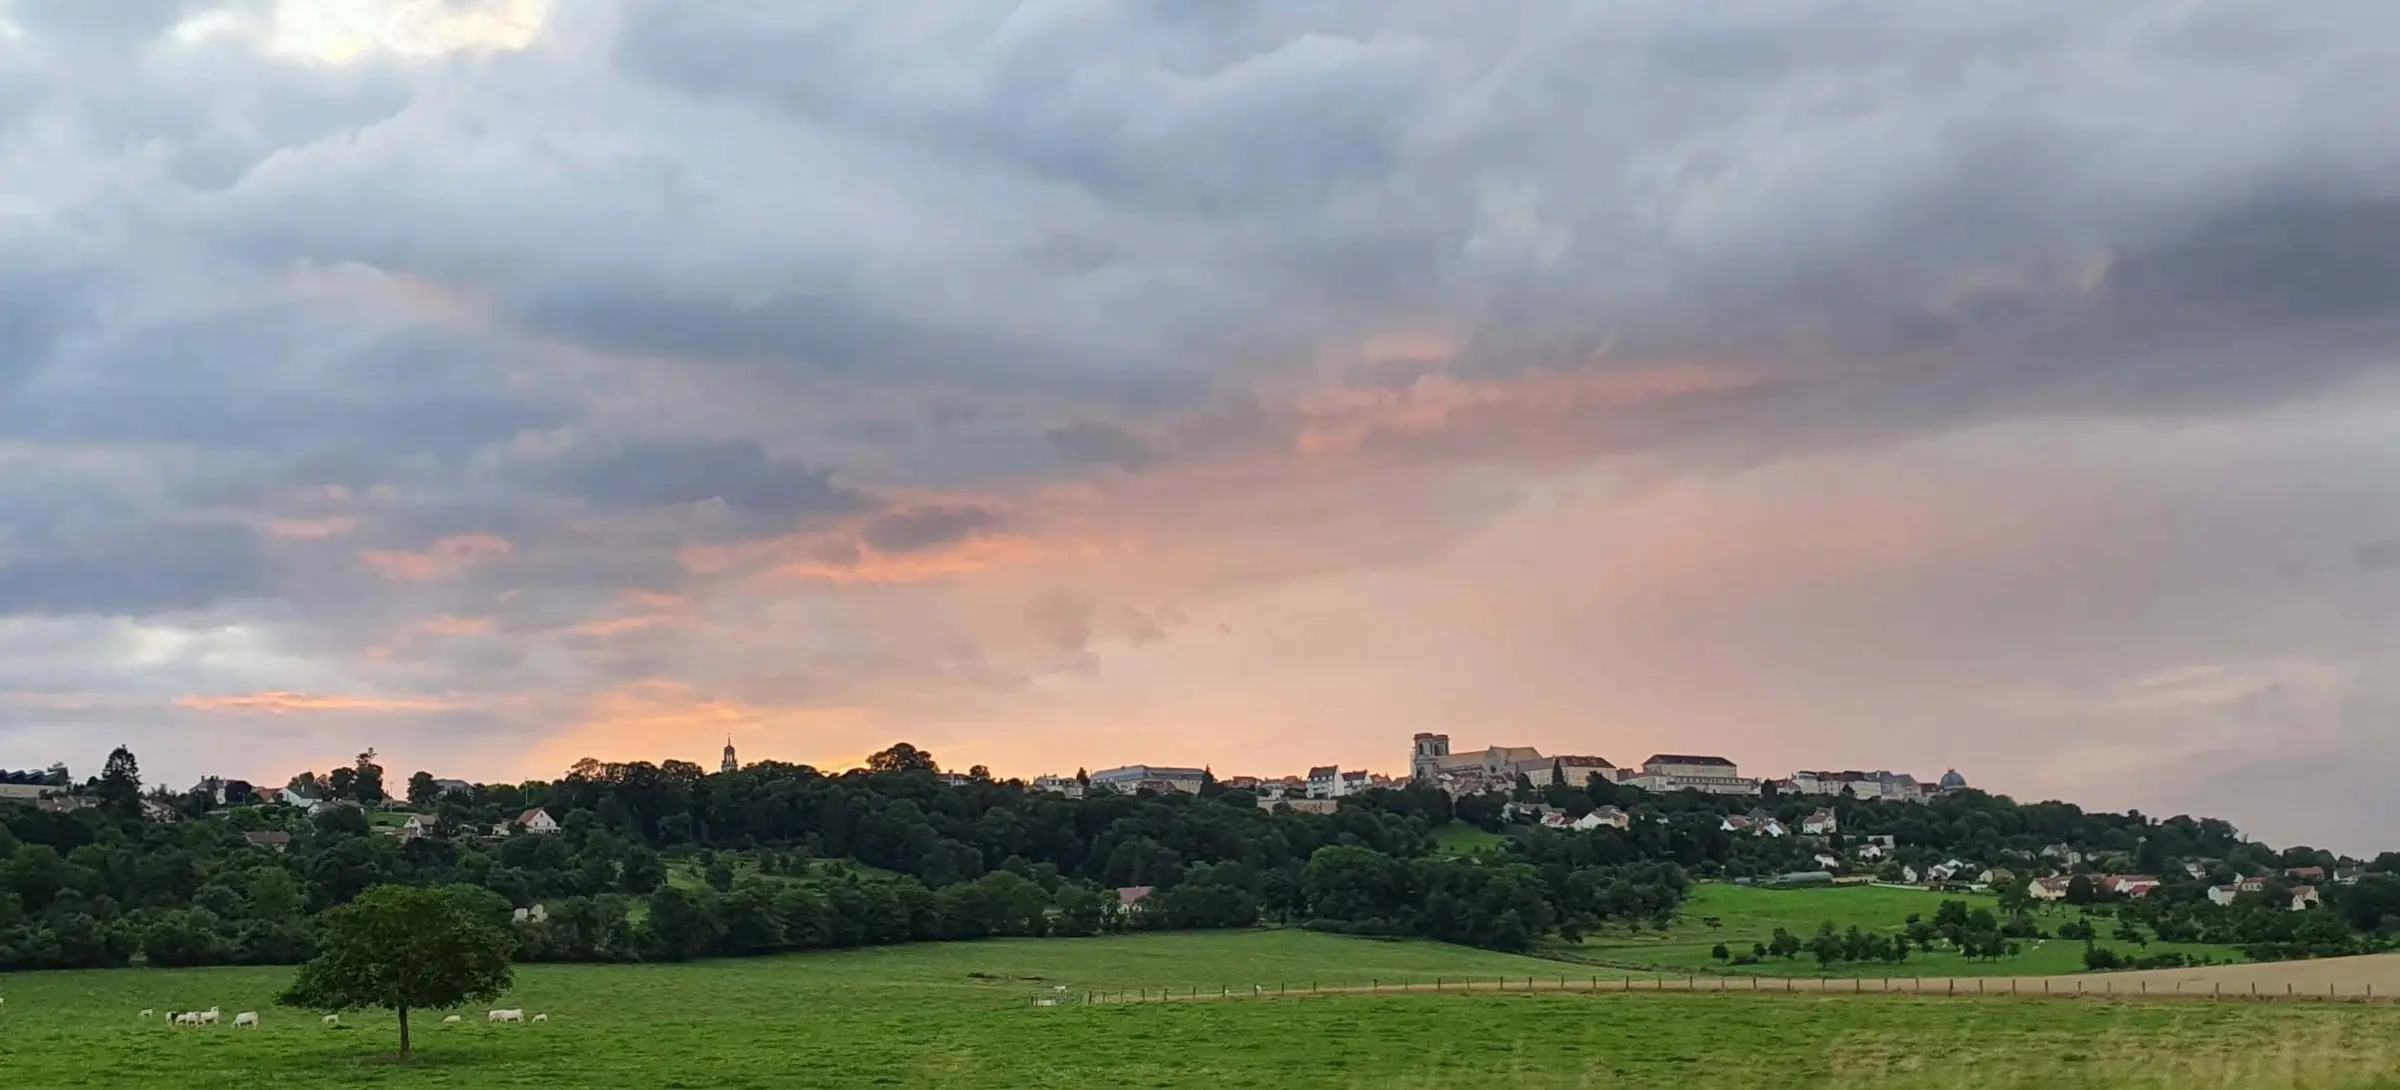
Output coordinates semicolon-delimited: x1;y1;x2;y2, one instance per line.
720;735;738;774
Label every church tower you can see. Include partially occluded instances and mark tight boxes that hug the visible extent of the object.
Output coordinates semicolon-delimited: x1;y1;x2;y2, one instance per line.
721;737;738;774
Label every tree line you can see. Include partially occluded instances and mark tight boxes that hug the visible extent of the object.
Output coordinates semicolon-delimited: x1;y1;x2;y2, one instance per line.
0;744;1692;970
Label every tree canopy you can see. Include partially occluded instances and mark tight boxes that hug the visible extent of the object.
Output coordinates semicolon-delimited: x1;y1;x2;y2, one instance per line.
279;884;513;1054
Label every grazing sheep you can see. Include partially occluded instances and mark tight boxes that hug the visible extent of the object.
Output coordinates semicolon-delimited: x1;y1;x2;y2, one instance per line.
322;1014;340;1027
488;1008;523;1023
138;1009;153;1018
198;1007;221;1025
175;1012;203;1027
441;1015;462;1025
233;1012;258;1029
530;1013;547;1023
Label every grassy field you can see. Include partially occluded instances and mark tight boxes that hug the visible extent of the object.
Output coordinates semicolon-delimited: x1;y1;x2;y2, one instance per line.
1554;883;2246;978
1;930;2395;1088
1428;821;1511;857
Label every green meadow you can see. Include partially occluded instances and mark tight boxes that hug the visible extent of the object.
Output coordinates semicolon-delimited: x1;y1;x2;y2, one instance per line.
1552;883;2247;978
3;929;2391;1088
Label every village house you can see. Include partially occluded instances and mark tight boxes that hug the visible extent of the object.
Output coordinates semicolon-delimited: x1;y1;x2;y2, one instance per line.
1575;806;1630;831
2291;885;2322;911
399;813;439;839
2040;844;2084;866
2285;866;2327;883
1032;774;1086;799
1801;809;1838;836
2027;876;2072;902
2336;867;2366;886
2103;875;2161;899
1115;886;1155;915
2207;884;2240;907
243;830;292;853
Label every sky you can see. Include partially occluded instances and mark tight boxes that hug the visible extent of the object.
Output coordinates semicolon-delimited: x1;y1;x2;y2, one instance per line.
3;1;2400;853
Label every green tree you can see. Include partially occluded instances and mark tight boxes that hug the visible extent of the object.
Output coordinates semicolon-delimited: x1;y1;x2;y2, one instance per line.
97;745;142;813
353;749;387;806
1710;942;1730;961
406;771;438;808
278;885;514;1055
866;744;938;774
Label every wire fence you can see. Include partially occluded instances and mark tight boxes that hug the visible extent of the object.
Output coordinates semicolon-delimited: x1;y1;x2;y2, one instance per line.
1034;972;2397;1008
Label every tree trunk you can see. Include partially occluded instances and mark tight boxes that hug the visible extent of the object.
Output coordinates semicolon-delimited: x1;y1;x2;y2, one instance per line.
398;1006;411;1055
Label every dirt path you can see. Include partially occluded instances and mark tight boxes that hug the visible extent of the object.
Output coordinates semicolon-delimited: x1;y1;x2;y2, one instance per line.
1067;954;2400;1007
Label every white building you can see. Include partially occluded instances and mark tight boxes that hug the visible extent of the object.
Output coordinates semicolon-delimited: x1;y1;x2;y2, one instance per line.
1575;806;1630;831
1410;734;1547;784
1626;754;1760;796
1032;774;1086;799
514;807;560;835
1801;809;1838;835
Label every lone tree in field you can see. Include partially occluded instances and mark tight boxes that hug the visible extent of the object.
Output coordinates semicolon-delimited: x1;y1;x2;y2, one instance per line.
279;884;513;1055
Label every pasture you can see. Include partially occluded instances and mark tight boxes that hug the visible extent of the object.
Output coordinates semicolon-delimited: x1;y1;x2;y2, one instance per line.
1555;882;2246;977
2;930;2395;1088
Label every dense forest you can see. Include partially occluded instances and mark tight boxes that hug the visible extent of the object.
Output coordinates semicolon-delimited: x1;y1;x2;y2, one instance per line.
0;743;2394;972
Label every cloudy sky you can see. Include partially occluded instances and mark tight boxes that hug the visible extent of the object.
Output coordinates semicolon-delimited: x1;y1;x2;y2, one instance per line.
3;0;2399;851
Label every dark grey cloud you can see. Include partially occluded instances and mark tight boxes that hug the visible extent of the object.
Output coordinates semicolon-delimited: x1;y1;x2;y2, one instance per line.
545;438;863;517
857;505;998;554
0;521;274;617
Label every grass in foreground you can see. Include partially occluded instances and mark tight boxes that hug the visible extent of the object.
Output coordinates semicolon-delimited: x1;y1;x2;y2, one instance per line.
1551;883;2246;978
1;930;2389;1088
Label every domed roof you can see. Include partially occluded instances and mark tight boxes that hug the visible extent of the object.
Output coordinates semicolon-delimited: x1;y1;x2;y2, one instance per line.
1939;768;1967;789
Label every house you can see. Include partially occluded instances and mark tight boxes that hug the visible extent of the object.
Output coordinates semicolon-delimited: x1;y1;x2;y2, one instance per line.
1574;806;1629;831
1801;809;1838;836
2027;876;2072;902
1900;865;1921;884
399;813;440;839
1306;766;1344;799
2234;876;2268;895
1857;842;1888;861
514;808;560;835
936;772;972;788
139;798;180;822
1503;801;1562;824
37;795;94;813
2184;861;2210;880
431;778;474;797
1814;854;1842;869
2285;866;2327;883
512;904;549;924
1977;867;2016;887
2207;884;2241;907
1089;765;1207;794
1721;815;1757;834
1925;859;1972;883
243;830;292;853
2291;885;2323;911
1031;774;1086;799
2335;867;2366;886
1539;810;1575;829
280;786;321;809
2103;875;2161;899
1340;770;1372;795
1115;886;1155;913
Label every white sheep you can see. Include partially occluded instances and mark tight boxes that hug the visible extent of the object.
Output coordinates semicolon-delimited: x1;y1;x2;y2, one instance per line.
198;1007;221;1025
530;1013;547;1023
138;1008;153;1018
174;1012;203;1027
233;1012;258;1029
488;1008;523;1023
322;1014;340;1027
442;1014;462;1025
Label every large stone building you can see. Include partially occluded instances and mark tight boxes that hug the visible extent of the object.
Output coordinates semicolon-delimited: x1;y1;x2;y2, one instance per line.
1089;764;1208;794
1623;754;1760;796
